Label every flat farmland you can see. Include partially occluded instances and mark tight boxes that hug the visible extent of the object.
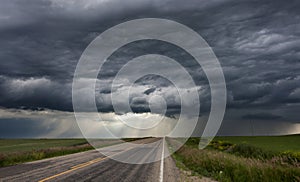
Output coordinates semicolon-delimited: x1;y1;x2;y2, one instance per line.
0;139;88;153
214;135;300;152
173;135;300;182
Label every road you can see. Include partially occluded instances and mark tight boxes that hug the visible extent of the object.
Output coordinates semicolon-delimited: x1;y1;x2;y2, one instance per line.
0;138;180;182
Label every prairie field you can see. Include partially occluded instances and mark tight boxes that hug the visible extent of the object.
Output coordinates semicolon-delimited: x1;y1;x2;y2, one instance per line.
214;135;300;152
0;139;88;153
0;138;143;167
0;139;92;167
173;135;300;182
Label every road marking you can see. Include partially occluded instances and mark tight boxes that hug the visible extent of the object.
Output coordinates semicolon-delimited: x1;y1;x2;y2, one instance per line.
70;157;105;169
38;157;106;182
39;147;133;182
159;137;165;182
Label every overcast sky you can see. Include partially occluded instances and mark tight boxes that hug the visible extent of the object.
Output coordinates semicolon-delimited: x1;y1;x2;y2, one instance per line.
0;0;299;138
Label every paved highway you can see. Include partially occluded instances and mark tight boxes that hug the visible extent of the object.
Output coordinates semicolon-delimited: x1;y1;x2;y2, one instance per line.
0;138;179;182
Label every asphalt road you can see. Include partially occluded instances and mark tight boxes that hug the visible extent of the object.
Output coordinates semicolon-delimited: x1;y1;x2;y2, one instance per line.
0;138;179;182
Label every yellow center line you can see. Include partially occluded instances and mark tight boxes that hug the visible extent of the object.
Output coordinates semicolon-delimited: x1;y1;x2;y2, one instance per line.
70;157;105;169
38;147;133;182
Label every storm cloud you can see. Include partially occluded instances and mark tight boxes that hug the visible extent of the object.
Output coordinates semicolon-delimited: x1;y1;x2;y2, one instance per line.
0;0;299;137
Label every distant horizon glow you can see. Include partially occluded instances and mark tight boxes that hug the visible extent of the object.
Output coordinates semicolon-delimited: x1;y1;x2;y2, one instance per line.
0;108;298;138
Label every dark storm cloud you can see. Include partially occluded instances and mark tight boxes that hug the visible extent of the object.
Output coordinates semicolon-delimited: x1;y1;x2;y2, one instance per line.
0;119;49;138
242;113;282;120
144;87;156;95
0;0;299;128
0;76;72;111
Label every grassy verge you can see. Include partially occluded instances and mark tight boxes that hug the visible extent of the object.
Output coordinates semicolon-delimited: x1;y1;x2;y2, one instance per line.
0;138;147;167
172;136;300;182
0;139;88;153
0;143;93;167
0;139;93;167
0;138;133;167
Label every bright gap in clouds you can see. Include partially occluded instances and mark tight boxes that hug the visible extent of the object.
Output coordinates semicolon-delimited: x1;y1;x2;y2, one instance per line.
0;108;299;138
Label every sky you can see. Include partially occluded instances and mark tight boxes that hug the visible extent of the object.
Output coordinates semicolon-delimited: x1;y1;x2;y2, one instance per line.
0;0;299;138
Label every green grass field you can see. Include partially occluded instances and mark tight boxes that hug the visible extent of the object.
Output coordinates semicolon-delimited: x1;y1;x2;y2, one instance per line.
0;139;93;167
173;135;300;182
0;138;142;167
0;139;88;153
214;135;300;152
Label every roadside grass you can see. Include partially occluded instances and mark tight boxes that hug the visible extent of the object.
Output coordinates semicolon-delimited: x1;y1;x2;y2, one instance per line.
0;139;93;167
0;139;88;153
0;144;93;167
172;135;300;182
0;138;147;167
0;138;137;167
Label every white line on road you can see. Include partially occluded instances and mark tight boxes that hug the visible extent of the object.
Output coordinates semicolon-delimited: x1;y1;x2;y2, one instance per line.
159;137;165;182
